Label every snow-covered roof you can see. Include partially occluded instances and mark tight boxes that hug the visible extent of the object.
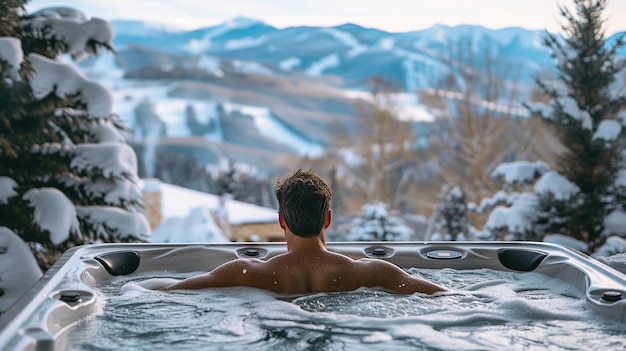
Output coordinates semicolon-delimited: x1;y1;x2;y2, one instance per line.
141;179;277;225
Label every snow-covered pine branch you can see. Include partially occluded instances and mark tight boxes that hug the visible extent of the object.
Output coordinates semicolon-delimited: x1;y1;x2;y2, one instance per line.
76;206;150;242
0;177;18;204
0;227;42;314
592;119;622;144
70;142;140;181
533;171;580;201
491;161;549;188
28;53;112;118
22;187;80;245
484;192;539;241
0;37;23;81
21;8;113;60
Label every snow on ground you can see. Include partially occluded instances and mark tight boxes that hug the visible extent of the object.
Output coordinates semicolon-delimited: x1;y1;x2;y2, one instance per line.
321;28;360;49
341;89;436;122
278;57;301;70
150;207;231;243
85;79;324;155
155;99;218;137
79;50;125;81
224;36;268;51
197;55;224;77
392;93;436;122
222;102;324;156
427;88;529;117
143;179;277;226
143;179;278;243
185;17;262;54
378;38;395;50
306;53;340;76
320;27;369;59
104;83;221;140
232;60;274;76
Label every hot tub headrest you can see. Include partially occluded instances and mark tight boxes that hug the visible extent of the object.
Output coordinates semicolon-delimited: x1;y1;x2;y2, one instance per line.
94;251;140;276
498;249;547;272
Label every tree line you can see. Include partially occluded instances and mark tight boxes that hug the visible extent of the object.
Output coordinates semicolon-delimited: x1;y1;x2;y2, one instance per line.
310;0;626;252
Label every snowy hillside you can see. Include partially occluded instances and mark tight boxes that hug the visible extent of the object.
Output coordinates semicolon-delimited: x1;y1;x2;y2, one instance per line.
75;17;626;179
105;19;626;90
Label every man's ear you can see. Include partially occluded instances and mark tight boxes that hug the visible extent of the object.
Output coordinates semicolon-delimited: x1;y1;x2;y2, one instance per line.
278;211;287;230
324;209;332;229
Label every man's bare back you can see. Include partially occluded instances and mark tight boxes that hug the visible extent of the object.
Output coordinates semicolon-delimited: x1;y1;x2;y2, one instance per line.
159;170;446;295
161;237;445;295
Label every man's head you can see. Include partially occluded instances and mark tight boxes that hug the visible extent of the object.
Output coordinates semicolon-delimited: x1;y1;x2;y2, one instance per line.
274;169;332;238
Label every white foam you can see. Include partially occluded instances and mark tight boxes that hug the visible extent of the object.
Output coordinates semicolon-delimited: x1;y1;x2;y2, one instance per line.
122;277;179;292
362;331;392;343
68;268;626;350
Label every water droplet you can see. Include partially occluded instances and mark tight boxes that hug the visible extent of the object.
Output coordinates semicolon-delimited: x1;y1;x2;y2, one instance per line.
242;269;247;274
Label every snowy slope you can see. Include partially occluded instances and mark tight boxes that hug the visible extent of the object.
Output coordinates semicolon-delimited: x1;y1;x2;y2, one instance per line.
75;17;626;180
144;179;278;243
142;179;277;225
108;18;606;90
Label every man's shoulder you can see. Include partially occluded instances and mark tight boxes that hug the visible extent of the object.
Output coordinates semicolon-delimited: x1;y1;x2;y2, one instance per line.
217;257;266;272
228;257;266;266
353;257;402;271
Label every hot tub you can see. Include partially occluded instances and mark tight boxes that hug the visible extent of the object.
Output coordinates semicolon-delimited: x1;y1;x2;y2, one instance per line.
1;241;625;350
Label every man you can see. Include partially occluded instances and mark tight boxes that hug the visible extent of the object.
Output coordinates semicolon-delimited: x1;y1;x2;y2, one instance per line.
159;169;446;295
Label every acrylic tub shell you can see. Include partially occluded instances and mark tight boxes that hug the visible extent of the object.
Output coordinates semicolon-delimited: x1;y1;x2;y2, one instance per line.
1;241;625;351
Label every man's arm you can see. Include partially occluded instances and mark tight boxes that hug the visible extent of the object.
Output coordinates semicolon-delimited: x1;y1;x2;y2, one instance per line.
361;259;447;295
159;259;255;291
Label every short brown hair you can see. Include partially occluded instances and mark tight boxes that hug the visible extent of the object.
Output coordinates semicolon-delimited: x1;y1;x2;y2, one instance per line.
274;169;332;237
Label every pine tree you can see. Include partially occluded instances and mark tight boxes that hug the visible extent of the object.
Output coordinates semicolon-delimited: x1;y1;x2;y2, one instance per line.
434;185;469;241
528;0;626;250
0;2;149;269
212;161;275;207
214;161;241;197
347;202;414;241
480;161;551;241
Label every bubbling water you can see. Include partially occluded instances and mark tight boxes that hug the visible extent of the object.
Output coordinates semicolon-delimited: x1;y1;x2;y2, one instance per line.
62;268;626;351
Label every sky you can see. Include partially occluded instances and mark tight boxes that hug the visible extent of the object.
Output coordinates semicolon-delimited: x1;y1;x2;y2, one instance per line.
26;0;626;35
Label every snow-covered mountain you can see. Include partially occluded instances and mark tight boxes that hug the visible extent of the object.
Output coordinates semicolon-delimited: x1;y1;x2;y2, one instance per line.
78;18;625;177
108;18;566;90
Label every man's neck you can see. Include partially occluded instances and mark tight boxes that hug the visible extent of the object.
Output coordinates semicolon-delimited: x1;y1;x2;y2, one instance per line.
285;231;327;254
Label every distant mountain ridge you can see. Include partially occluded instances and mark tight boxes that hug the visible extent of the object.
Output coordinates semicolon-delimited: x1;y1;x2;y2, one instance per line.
108;17;625;91
108;19;543;90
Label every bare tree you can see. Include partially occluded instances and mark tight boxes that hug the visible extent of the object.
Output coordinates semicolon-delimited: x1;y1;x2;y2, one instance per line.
330;77;419;213
422;36;559;224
